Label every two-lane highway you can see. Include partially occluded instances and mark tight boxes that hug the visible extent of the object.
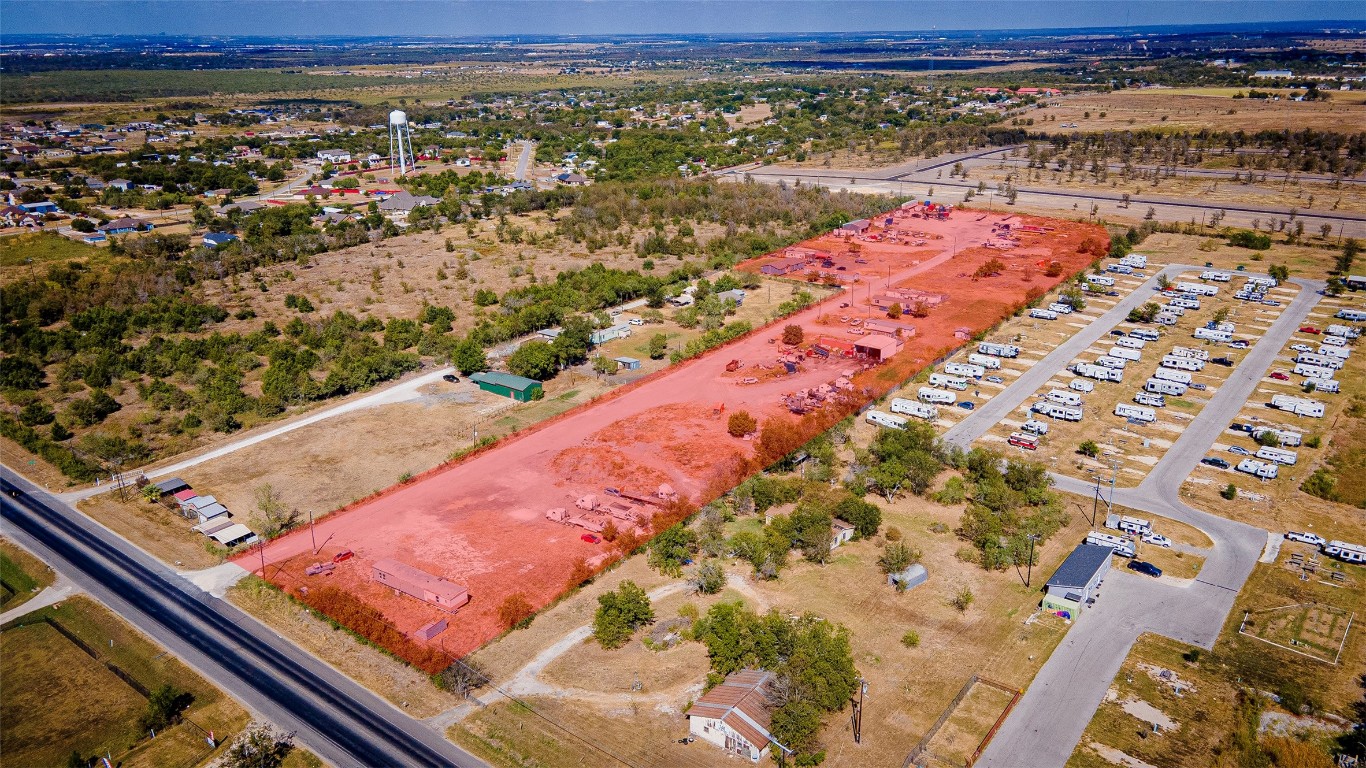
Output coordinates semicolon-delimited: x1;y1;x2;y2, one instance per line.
1;468;485;768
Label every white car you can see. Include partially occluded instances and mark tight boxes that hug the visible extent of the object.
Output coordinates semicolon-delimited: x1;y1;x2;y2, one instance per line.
1141;532;1172;548
1285;531;1326;547
1290;344;1314;353
628;318;644;326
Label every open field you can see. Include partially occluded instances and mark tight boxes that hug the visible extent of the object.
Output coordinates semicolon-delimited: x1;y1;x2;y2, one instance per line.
1036;89;1366;134
240;208;1104;668
0;230;106;272
0;595;250;768
0;537;55;612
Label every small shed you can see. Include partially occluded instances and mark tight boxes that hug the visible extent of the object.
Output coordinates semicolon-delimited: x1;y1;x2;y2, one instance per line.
888;563;929;591
862;319;918;339
195;503;230;525
151;477;190;496
854;335;903;361
1042;544;1112;618
470;371;543;402
372;558;471;613
205;522;258;548
613;356;641;371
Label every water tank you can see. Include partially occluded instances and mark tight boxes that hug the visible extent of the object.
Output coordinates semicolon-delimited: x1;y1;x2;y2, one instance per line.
389;109;408;126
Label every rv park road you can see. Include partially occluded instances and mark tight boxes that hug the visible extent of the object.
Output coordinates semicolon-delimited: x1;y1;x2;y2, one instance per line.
968;275;1325;768
0;468;486;768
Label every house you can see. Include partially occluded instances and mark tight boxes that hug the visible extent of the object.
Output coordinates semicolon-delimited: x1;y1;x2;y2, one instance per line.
107;178;134;192
554;172;589;186
202;232;238;248
759;257;807;276
716;289;746;307
220;200;263;215
1042;544;1112;618
193;503;230;525
371;558;470;612
470;371;544;402
687;670;790;763
316;149;352;163
613;356;641;371
99;217;151;235
377;191;441;214
830;519;856;549
590;324;632;345
177;494;218;515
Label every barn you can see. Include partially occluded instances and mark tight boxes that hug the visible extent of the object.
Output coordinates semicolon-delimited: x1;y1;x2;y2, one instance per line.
372;558;471;613
470;371;544;402
854;335;903;361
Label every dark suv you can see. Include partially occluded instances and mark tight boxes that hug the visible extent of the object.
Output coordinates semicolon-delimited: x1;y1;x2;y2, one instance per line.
1201;457;1230;469
1127;561;1162;578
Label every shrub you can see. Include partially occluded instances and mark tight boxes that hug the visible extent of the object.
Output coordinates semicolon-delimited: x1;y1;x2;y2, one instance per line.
296;586;449;673
727;410;757;437
781;324;804;346
691;562;726;595
498;593;535;630
951;587;975;612
878;542;921;575
1078;440;1100;458
901;630;921;648
1221;483;1238;500
593;580;654;649
885;526;903;542
1299;469;1338;502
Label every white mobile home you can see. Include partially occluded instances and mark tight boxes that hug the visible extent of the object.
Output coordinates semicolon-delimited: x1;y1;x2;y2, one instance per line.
1086;274;1116;287
1200;270;1232;282
1236;458;1279;479
1130;329;1161;342
1145;378;1187;396
1083;533;1134;559
1114;403;1156;423
1021;420;1050;436
1073;363;1122;382
1135;392;1166;408
1294;363;1337;380
1029;308;1059;320
1109;346;1142;362
1295;352;1344;370
1176;281;1218;297
1168;346;1209;361
890;398;939;421
1270;394;1326;418
1049;302;1074;315
1325;324;1360;339
1045;389;1082;407
866;410;908;430
1255;446;1299;466
1113;336;1146;351
928;373;969;391
1194;327;1233;343
1253;428;1302;447
1032;401;1084;421
1335;309;1366;322
967;353;1002;370
1317;345;1350;360
978;342;1021;358
1153;368;1193;385
945;362;986;379
1162;355;1204;372
1120;254;1148;269
1170;296;1201;310
918;387;957;405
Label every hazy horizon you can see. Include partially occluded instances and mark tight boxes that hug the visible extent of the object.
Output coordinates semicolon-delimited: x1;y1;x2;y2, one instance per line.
3;0;1363;38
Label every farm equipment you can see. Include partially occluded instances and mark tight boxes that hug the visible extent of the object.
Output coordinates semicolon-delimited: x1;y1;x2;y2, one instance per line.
725;359;742;372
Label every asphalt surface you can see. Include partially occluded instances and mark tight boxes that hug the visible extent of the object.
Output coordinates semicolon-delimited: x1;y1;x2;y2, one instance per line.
972;277;1325;767
513;140;534;181
0;468;485;768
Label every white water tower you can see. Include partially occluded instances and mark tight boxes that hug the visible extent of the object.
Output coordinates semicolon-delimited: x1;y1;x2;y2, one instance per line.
388;109;415;176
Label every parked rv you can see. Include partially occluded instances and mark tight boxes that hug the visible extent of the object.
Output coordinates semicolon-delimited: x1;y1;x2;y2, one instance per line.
1049;302;1074;315
1095;355;1128;370
1162;355;1204;372
1135;392;1166;408
1029;308;1058;321
945;362;986;379
1113;336;1146;351
1114;403;1156;423
1129;329;1160;342
1255;446;1299;466
1193;327;1232;343
890;398;939;421
1032;401;1084;421
1008;433;1040;451
968;353;1003;370
918;387;957;405
1324;541;1366;564
1145;378;1187;396
1109;346;1142;362
1153;368;1193;385
1072;363;1123;382
1306;378;1340;394
1021;420;1050;436
1236;458;1279;479
929;373;969;391
979;342;1021;358
866;410;908;430
1086;531;1135;558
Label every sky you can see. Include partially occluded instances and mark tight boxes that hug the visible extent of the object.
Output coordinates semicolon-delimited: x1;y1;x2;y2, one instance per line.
3;0;1363;37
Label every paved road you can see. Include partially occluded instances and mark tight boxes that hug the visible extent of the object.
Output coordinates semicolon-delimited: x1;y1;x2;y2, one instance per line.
1;468;485;768
973;278;1325;768
513;141;535;181
978;152;1366;186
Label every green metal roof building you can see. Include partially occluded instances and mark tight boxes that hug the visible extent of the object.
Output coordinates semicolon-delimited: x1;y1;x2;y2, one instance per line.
470;371;544;402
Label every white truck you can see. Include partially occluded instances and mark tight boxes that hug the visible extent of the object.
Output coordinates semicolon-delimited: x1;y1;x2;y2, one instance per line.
1236;458;1279;479
1194;327;1233;343
1029;307;1058;321
1046;389;1083;407
866;410;908;430
968;353;1003;370
890;398;939;421
1114;403;1157;423
945;362;986;379
1270;394;1326;418
929;373;969;391
918;386;957;405
1153;368;1193;385
979;342;1021;358
1145;378;1187;396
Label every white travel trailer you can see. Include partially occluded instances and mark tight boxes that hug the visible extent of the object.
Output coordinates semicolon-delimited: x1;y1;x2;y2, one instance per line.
1322;335;1348;348
1236;458;1279;479
1108;346;1142;362
1335;309;1366;322
979;342;1021;358
1245;276;1278;289
929;373;969;391
1069;378;1095;393
1046;389;1083;407
1295;352;1344;370
1170;296;1201;310
1008;432;1040;451
1324;541;1366;564
1113;515;1153;535
1176;281;1218;297
1194;327;1233;343
890;398;939;421
1073;363;1122;382
1095;355;1128;370
1086;531;1135;558
1155;313;1179;326
1114;403;1156;423
1029;308;1059;320
968;353;1003;370
1113;336;1146;351
1294;363;1337;380
1162;355;1204;372
945;362;986;379
1168;346;1209;361
1325;324;1360;339
1255;446;1299;466
866;410;908;430
1130;329;1160;342
1252;428;1302;447
1032;401;1084;421
1153;368;1193;385
1270;394;1326;418
1145;378;1187;396
1108;264;1134;275
1120;254;1148;269
1086;275;1116;287
1200;270;1232;282
1317;345;1350;360
1135;392;1166;407
918;387;957;405
1021;420;1050;436
1306;378;1340;394
1049;302;1075;315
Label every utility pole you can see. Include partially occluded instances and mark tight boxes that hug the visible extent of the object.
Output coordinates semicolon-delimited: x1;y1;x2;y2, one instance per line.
851;678;867;744
257;539;267;577
1026;534;1040;587
309;509;318;555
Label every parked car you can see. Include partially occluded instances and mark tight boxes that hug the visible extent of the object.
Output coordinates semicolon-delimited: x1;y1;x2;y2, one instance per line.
1262;300;1281;306
581;533;602;544
985;376;1004;384
1228;340;1250;349
957;401;976;411
442;374;460;383
1269;372;1290;381
1284;531;1326;547
1300;326;1320;334
1201;457;1231;469
1107;291;1121;297
1291;344;1313;353
1127;560;1162;578
1142;532;1173;548
628;318;644;326
1228;445;1252;456
1211;357;1234;367
1190;383;1207;391
1110;330;1126;337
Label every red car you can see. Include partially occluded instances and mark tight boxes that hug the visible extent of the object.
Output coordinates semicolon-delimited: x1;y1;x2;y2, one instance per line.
581;533;602;544
1270;372;1290;381
1300;326;1321;334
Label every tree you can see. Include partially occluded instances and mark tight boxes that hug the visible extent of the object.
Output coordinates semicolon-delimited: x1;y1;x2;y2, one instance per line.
1156;274;1172;290
449;337;488;376
498;592;535;629
647;333;669;360
1336;238;1360;275
648;523;698;577
1212;307;1230;325
1078;440;1100;458
71;218;96;233
139;684;192;733
878;542;920;575
593;580;654;649
691;562;726;594
592;355;618;376
506;340;560;380
781;324;804;346
252;484;300;539
887;302;903;319
552;315;594;366
833;496;881;538
439;657;488;699
224;726;294;768
1268;264;1290;283
727;410;757;437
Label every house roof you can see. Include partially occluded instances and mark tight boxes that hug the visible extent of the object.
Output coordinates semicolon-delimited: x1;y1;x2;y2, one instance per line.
99;216;147;231
689;670;784;753
372;558;469;603
197;503;230;519
854;335;902;354
377;191;440;211
181;494;217;509
151;477;189;494
1045;544;1112;590
206;523;256;546
470;371;542;392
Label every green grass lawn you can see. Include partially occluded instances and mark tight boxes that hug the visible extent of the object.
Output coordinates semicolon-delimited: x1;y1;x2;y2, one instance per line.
0;231;103;267
0;539;54;612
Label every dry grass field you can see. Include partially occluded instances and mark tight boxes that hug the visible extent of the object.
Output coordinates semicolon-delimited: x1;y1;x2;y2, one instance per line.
1036;88;1366;134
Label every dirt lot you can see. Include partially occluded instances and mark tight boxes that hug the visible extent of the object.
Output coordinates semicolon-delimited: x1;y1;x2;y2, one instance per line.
235;207;1101;666
0;595;250;768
